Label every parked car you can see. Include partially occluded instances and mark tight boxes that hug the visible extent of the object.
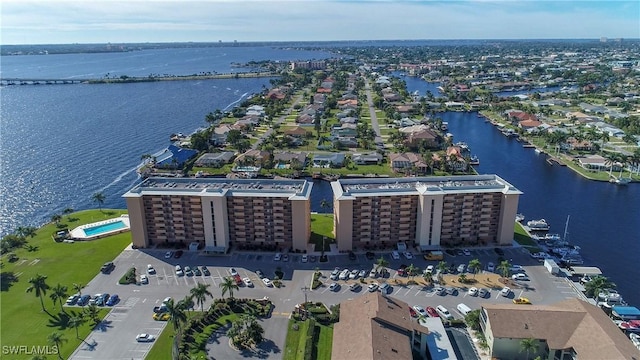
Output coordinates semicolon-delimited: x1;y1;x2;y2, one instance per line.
175;265;184;277
95;293;109;306
463;249;471;256
147;264;156;274
329;283;340;291
457;264;466;273
201;266;211;276
446;287;458;296
66;294;80;305
391;251;400;260
193;267;202;276
100;262;115;274
403;252;413;260
434;287;446;296
136;333;155;342
367;282;379;292
262;278;273;287
500;287;511;297
379;283;391;294
153;312;170;321
510;265;525;273
282;254;289;262
478;288;489;298
365;251;375;260
140;274;149;284
330;267;341;280
229;268;238;276
359;269;367;278
301;255;308;263
184;266;194;277
425;265;434;274
174;250;183;258
413;305;427;317
369;269;377;278
349;269;359;279
468;287;479;297
309;255;316;263
348;251;357;260
273;253;282;261
106;294;119;306
255;269;264;278
512;273;530;281
77;294;91;306
349;283;361;291
164;251;173;259
242;277;253;287
409;307;417;317
339;269;350;280
486;262;495;272
513;297;531;305
426;306;439;317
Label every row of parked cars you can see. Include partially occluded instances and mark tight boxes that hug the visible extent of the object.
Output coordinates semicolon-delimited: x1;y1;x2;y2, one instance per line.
330;267;375;281
66;293;119;307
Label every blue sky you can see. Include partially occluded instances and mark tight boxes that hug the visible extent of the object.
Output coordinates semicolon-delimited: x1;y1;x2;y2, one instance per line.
1;0;638;45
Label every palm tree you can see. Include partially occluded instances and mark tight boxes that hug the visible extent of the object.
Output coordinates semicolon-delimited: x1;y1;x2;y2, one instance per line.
179;295;195;313
50;283;69;313
406;263;419;280
190;283;213;311
584;275;615;299
16;226;37;239
219;277;239;299
26;273;50;312
468;259;482;278
320;198;331;215
68;314;86;340
62;208;74;220
47;331;67;360
73;283;84;298
164;299;187;332
92;192;106;211
50;214;62;225
374;256;389;275
84;303;101;325
498;260;511;279
520;338;539;359
436;261;448;282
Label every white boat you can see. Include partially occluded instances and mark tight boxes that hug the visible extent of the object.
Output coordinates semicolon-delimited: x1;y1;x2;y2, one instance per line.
527;219;550;231
630;333;640;349
469;155;480;166
516;213;525;222
534;148;542;154
616;177;631;185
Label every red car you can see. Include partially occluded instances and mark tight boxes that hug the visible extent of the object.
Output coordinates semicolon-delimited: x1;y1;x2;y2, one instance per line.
409;307;417;318
426;306;439;317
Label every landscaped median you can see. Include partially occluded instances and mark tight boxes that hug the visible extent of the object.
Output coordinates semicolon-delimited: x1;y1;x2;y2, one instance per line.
0;209;130;359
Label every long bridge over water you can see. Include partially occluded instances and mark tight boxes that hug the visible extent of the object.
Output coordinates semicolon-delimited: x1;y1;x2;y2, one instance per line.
0;71;277;86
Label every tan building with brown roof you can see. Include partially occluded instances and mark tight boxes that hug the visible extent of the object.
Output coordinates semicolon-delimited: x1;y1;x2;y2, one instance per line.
332;292;429;360
481;298;640;360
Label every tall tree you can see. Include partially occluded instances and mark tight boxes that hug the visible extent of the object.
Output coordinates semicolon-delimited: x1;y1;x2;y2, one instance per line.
26;273;50;312
374;256;389;275
50;283;69;313
584;275;615;299
84;304;101;325
92;192;106;211
436;261;448;282
468;259;482;278
47;331;67;360
68;314;86;340
165;299;187;332
190;283;213;312
520;338;539;360
219;277;239;299
498;260;511;279
406;263;420;280
50;214;62;225
73;283;84;298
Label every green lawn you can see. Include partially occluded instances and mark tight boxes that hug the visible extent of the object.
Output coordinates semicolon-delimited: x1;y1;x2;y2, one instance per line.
0;209;131;359
316;324;334;360
310;214;335;251
283;319;333;360
145;322;176;360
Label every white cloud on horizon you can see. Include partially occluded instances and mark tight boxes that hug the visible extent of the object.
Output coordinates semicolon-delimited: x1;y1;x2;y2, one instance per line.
1;0;638;44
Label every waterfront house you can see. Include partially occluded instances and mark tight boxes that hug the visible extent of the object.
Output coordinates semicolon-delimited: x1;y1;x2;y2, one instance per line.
481;298;640;360
312;153;345;168
194;152;234;168
518;118;543;130
351;152;383;165
235;149;270;167
446;146;468;172
155;145;198;169
398;125;440;149
577;155;609;171
245;105;265;117
273;151;307;169
211;124;233;146
389;152;429;174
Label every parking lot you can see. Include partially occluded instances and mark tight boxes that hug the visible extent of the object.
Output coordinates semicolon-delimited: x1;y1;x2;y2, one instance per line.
69;245;586;359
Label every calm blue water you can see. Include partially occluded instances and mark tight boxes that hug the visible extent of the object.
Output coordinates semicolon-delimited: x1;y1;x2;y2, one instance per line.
391;72;442;98
441;111;640;306
83;220;126;236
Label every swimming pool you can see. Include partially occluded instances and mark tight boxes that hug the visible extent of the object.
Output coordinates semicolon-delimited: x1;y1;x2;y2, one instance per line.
69;216;131;240
83;220;126;237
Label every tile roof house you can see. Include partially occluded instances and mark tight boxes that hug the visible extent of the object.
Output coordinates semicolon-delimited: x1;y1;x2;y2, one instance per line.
234;149;270;167
389;153;429;174
210;124;233;145
332;292;429;360
284;127;309;138
273;151;307;168
519;118;543;130
481;298;640;360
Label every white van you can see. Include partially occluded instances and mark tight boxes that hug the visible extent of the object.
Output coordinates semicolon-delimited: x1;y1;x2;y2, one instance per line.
436;305;454;320
457;303;472;316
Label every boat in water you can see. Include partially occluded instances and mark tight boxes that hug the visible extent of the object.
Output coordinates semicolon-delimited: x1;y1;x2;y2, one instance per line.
516;213;525;222
527;219;550;231
469;155;480;166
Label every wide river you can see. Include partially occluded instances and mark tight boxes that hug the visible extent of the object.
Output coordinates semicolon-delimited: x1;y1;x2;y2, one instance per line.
1;46;638;306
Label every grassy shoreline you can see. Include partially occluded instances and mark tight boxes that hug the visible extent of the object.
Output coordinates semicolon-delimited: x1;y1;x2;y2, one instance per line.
0;209;131;359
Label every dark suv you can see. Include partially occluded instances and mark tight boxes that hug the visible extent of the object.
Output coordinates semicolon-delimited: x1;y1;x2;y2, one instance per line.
100;262;115;274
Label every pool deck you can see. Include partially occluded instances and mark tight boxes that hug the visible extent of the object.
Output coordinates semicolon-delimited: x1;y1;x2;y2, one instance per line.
69;215;130;240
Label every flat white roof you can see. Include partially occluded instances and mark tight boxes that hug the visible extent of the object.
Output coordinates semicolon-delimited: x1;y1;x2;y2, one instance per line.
419;317;459;360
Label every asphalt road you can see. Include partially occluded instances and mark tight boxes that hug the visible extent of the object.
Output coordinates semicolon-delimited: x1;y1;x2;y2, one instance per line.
68;245;586;359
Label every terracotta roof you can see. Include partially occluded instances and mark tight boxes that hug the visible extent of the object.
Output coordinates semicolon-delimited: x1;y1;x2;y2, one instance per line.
332;292;424;360
284;127;309;136
483;298;640;360
519;119;542;128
